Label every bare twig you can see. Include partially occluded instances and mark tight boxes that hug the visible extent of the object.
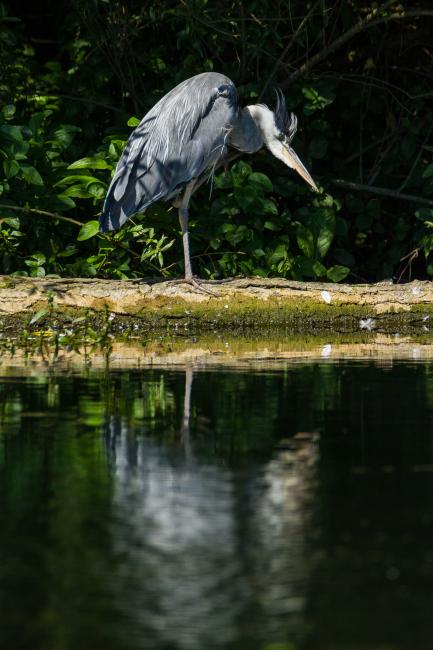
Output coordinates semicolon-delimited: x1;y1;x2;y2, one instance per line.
343;129;402;165
57;94;124;114
284;4;433;84
398;121;433;192
398;247;419;283
330;179;433;207
259;0;320;100
0;204;84;227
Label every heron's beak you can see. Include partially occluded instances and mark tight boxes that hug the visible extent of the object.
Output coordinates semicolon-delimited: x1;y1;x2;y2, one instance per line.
281;144;318;192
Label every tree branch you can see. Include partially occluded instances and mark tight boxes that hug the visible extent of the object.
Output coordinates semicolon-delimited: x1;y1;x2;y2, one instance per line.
284;5;433;85
330;179;433;208
0;204;84;227
57;94;124;114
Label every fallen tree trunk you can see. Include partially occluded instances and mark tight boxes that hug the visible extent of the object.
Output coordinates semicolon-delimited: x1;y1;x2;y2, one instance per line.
0;275;432;332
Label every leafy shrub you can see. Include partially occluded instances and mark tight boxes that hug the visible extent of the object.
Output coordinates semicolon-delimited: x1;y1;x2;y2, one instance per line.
1;1;433;282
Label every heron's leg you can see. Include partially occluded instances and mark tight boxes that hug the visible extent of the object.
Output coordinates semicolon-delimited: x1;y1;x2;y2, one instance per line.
181;367;193;460
178;179;197;280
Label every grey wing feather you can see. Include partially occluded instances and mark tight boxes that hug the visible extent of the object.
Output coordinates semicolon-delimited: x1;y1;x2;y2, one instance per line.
100;72;238;232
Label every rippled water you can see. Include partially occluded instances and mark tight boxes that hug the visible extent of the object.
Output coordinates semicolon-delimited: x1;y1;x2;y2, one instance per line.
1;361;433;649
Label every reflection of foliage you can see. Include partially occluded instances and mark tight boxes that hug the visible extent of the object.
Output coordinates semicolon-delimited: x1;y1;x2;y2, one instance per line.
1;1;433;281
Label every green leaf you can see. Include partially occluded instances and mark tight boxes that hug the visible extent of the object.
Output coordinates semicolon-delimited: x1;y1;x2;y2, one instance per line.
302;85;335;113
50;124;81;150
312;260;327;277
264;220;280;231
62;185;93;198
86;182;106;199
260;198;278;215
326;265;350;282
3;159;20;179
46;194;76;211
316;216;335;258
58;244;77;257
269;243;288;264
54;175;103;187
401;133;416;160
296;223;315;258
231;161;252;186
3;217;20;229
1;104;15;120
366;198;381;218
29;309;48;325
10;140;29;159
423;164;433;180
415;208;433;222
77;220;100;241
0;124;23;144
68;156;111;170
25;252;46;269
30;252;46;264
28;110;51;135
248;172;273;192
21;164;44;185
234;186;256;211
127;116;140;127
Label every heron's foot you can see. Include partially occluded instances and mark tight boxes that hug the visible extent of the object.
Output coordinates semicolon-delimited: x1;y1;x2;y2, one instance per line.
168;276;218;297
188;277;218;296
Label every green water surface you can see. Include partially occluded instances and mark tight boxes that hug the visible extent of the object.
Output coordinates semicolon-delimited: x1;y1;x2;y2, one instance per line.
1;361;433;650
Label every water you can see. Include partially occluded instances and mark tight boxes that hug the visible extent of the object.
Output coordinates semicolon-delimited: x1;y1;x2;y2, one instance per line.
1;360;433;649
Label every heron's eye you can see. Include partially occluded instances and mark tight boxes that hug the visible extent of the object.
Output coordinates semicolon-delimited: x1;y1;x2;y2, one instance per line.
277;133;285;142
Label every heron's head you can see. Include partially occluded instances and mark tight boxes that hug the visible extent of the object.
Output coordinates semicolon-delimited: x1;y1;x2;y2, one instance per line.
249;91;318;192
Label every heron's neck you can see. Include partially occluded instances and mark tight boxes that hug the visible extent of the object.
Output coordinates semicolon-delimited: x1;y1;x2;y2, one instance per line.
246;105;276;148
229;106;264;153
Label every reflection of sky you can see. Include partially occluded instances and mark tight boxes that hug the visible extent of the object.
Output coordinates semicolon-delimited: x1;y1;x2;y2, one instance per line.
106;418;319;650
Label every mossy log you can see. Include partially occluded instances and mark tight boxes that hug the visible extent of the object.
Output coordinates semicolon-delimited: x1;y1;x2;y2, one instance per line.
0;275;433;332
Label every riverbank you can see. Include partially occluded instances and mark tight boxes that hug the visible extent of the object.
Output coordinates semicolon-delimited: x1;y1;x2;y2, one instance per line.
1;276;433;335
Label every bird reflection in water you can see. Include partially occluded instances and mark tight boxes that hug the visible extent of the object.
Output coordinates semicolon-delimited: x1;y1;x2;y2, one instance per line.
103;369;320;650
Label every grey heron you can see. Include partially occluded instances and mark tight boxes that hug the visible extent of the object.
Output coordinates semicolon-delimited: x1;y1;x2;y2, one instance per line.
100;72;318;282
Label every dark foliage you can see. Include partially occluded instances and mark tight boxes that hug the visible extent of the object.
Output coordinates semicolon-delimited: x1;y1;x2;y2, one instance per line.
1;1;433;281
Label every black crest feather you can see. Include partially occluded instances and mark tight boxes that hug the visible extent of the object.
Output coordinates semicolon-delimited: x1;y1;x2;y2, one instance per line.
274;88;298;142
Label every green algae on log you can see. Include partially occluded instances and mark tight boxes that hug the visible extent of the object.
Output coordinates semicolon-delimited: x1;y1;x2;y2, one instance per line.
0;275;433;333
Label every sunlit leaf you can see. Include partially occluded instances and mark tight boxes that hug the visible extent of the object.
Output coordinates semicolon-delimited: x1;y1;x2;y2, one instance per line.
77;220;100;241
68;156;111;170
327;265;350;282
54;175;103;187
29;309;48;324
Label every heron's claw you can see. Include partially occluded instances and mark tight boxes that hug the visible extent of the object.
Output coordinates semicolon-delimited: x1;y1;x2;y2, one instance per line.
168;276;218;297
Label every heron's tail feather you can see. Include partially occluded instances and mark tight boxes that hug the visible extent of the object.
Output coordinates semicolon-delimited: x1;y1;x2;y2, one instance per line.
99;159;144;232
